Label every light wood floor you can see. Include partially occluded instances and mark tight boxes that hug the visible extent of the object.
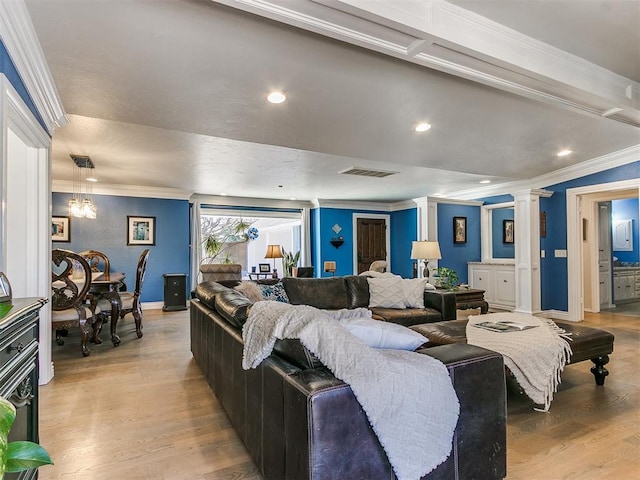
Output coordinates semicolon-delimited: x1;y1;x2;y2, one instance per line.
38;308;639;480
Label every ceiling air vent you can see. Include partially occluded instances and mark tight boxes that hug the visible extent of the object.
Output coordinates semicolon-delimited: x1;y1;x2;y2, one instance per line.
339;167;398;178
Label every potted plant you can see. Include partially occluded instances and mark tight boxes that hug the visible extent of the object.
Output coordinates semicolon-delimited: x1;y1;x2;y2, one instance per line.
0;397;52;478
281;248;300;277
437;267;459;290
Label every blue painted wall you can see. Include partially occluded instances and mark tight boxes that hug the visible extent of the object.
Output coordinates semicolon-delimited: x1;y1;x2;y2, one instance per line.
611;197;639;263
541;161;640;311
390;207;417;278
52;193;190;303
436;203;481;284
492;207;515;258
0;40;46;131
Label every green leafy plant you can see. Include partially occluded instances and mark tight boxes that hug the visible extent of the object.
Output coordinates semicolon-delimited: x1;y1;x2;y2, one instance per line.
0;397;52;478
281;248;301;277
201;217;255;264
437;267;459;290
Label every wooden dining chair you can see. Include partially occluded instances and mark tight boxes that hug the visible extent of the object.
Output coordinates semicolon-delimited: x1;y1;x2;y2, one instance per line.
51;249;100;357
98;249;149;339
80;249;111;274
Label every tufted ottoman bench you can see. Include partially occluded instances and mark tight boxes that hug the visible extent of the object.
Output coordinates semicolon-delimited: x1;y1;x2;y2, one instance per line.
411;318;614;385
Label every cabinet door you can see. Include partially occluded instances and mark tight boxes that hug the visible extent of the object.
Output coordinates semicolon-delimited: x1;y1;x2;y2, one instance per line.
614;272;634;301
495;268;516;306
470;268;492;300
599;272;611;306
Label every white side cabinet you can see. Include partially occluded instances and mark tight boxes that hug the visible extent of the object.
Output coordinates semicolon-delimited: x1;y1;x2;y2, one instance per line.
613;268;638;302
468;262;516;310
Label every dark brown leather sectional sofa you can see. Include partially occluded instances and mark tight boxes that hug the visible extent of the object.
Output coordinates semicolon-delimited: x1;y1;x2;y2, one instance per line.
190;278;508;479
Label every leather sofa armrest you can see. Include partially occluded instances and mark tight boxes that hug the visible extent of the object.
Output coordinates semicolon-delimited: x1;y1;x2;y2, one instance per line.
424;290;457;321
418;344;507;479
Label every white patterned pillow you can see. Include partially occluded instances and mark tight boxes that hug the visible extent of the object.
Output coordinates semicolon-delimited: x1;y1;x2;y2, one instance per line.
403;278;429;308
367;277;406;309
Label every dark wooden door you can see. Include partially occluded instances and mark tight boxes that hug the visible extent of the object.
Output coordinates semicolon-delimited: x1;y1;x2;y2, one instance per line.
356;218;386;273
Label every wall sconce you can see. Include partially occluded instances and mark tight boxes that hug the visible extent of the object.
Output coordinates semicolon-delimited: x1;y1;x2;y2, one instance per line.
330;224;344;248
410;241;442;279
68;154;97;219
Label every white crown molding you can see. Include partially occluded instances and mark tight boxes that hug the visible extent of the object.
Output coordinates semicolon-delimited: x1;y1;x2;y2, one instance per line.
390;199;417;211
448;144;640;200
312;198;396;211
53;180;193;200
0;0;67;134
193;193;313;210
218;0;639;126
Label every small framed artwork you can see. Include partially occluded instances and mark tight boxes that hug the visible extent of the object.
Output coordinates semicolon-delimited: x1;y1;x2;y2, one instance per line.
127;216;156;246
52;216;71;242
453;216;467;244
258;263;271;273
503;219;515;244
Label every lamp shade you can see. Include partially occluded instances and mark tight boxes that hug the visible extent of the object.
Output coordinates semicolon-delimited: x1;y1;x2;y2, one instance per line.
264;244;283;259
410;241;442;260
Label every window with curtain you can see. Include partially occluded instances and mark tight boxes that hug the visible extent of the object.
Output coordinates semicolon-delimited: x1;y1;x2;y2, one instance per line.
200;209;302;277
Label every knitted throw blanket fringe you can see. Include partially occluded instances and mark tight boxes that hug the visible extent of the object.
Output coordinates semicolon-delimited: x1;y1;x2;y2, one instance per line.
242;301;460;480
467;312;573;412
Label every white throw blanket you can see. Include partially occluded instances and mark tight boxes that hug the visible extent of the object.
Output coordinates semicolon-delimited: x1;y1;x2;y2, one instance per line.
467;312;572;411
243;301;460;480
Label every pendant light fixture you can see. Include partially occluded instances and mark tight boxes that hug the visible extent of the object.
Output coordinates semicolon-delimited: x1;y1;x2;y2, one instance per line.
68;154;97;219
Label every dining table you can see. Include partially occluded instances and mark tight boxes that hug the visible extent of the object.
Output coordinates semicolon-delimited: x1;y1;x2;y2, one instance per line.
86;272;126;347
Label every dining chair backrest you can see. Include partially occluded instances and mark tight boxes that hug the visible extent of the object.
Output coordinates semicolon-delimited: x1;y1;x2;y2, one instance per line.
80;250;111;273
52;249;92;311
134;249;150;297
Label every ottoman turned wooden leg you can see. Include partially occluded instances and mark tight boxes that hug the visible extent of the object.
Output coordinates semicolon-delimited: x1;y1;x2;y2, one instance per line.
590;355;610;386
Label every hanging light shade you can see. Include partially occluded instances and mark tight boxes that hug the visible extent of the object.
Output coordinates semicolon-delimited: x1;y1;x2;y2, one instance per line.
68;155;97;219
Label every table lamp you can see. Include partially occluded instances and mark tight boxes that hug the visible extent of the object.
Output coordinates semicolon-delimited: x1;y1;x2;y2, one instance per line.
410;241;441;279
264;244;283;272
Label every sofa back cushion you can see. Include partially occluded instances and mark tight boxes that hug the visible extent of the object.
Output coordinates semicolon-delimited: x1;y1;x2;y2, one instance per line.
214;289;253;328
345;275;370;308
281;277;349;310
195;281;232;310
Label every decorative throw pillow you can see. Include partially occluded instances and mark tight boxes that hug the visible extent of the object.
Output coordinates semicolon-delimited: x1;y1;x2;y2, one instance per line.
234;281;264;303
367;277;406;309
259;282;290;303
403;278;428;308
340;317;428;350
424;283;436;291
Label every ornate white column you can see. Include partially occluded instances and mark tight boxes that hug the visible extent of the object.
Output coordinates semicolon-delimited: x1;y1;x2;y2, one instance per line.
513;189;553;314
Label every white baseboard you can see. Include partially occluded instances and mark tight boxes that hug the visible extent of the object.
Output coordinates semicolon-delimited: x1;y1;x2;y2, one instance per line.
542;309;572;321
141;301;191;311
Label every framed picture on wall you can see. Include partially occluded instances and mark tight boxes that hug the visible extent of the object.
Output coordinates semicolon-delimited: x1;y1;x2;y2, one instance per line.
453;216;467;244
127;216;156;245
503;219;515;244
52;216;70;242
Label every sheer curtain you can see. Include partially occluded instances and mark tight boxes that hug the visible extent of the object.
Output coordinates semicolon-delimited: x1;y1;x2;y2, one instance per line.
190;200;203;291
301;207;312;269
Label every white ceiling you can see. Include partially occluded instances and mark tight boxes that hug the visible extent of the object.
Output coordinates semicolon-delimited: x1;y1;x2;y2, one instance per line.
23;0;640;202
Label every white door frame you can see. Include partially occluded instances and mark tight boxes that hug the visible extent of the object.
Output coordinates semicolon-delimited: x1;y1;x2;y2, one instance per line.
352;213;391;274
566;178;640;321
0;75;53;383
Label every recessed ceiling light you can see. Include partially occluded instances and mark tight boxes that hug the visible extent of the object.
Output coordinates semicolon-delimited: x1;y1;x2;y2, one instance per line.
557;149;573;157
220;192;228;196
267;91;286;104
479;179;491;184
415;122;431;133
289;197;297;201
86;177;98;182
